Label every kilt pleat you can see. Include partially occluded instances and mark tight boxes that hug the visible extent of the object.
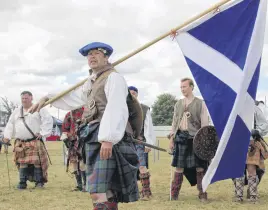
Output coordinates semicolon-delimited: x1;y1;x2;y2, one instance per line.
172;134;207;169
14;139;49;182
85;125;139;203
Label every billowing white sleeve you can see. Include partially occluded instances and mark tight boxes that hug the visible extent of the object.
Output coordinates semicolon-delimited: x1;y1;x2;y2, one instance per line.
39;108;54;138
3;110;17;140
47;79;90;111
255;106;268;137
98;72;129;145
144;110;156;146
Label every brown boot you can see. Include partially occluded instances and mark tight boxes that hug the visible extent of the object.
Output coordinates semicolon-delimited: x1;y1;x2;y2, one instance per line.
93;197;118;210
170;172;183;200
196;171;208;202
93;202;118;210
139;172;152;201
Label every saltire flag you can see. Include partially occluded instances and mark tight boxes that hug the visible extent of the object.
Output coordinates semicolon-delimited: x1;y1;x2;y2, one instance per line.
174;0;267;191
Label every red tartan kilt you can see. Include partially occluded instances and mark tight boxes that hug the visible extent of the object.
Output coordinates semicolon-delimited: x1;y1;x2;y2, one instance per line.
14;139;49;182
68;140;82;163
15;140;42;165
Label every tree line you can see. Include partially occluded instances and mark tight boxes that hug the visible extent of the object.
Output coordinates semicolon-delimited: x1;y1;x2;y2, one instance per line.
151;93;177;126
0;97;18;125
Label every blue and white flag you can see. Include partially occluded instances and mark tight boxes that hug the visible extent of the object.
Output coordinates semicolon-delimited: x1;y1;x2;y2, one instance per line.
175;0;267;191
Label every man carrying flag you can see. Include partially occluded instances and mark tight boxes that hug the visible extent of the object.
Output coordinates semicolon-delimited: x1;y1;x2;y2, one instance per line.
172;0;267;194
29;42;142;210
169;78;210;202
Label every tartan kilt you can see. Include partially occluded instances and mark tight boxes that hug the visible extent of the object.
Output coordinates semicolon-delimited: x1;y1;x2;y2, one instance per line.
69;153;79;163
14;139;49;182
68;140;81;163
85;131;139;203
172;134;207;169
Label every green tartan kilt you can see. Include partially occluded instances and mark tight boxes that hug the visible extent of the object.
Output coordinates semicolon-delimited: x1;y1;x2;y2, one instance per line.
171;135;207;169
85;132;139;203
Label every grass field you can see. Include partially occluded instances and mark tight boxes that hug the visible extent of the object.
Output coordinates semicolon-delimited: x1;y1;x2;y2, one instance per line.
1;138;268;210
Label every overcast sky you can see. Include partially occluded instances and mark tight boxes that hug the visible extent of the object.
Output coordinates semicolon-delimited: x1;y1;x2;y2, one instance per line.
1;0;268;120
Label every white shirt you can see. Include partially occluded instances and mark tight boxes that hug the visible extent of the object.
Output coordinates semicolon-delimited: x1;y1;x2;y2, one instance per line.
4;106;53;140
257;103;268;122
144;109;156;146
254;105;268;137
47;72;129;145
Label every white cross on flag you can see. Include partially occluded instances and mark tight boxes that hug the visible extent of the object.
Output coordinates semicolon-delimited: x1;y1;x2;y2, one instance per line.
175;0;267;191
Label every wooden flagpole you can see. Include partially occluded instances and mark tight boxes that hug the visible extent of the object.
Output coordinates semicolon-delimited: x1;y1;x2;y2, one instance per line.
44;0;232;107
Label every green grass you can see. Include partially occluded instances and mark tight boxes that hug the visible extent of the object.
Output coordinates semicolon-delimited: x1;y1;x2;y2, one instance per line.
1;138;268;210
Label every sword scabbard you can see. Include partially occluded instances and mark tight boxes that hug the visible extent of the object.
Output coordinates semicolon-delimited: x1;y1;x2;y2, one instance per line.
131;138;167;152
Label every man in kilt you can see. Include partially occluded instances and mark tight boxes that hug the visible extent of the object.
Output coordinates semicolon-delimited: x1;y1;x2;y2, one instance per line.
61;107;87;192
168;78;209;202
232;102;268;203
128;86;156;201
29;42;142;210
2;91;53;189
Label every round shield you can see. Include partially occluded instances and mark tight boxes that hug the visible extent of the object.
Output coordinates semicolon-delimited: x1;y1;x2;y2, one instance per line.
193;125;219;161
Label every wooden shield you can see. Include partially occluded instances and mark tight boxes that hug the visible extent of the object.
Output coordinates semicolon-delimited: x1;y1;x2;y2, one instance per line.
193;125;219;161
